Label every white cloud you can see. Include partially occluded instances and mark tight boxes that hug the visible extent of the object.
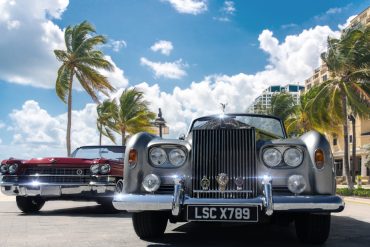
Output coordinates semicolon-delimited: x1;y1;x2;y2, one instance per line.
134;25;340;138
98;55;129;89
326;7;343;15
0;138;2;145
140;57;187;79
2;100;109;159
151;40;173;56
161;0;207;15
0;122;5;129
223;1;235;15
338;15;357;30
0;0;128;90
104;39;127;52
214;1;235;22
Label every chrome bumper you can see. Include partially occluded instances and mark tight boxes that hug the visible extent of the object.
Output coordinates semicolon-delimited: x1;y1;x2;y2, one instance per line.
1;182;115;197
113;177;345;216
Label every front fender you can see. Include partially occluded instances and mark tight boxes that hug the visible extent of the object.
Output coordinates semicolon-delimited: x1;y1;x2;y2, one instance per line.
300;131;336;195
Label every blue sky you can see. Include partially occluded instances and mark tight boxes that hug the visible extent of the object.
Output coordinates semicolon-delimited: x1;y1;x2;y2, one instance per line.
0;0;369;159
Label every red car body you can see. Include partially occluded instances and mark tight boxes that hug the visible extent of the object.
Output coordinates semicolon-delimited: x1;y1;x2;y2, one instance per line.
0;145;125;213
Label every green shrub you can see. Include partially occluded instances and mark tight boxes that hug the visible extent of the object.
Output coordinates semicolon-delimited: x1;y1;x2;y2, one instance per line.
336;188;370;197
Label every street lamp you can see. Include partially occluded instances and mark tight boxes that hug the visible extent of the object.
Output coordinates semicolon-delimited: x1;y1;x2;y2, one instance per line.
154;108;167;138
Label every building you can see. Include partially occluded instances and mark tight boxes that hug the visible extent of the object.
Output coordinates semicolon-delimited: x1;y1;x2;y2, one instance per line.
346;6;370;29
302;6;370;179
247;84;304;113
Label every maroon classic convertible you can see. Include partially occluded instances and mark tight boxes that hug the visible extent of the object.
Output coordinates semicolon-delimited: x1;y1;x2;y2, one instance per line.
0;145;124;213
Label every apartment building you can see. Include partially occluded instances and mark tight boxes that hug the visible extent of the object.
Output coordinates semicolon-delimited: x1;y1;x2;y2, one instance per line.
247;84;304;113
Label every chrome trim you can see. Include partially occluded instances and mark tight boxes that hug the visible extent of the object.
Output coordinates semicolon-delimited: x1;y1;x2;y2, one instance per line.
193;190;253;193
172;176;185;216
262;175;273;216
113;193;344;214
1;182;116;197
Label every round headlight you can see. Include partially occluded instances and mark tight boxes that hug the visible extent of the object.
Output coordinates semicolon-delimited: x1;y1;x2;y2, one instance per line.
287;175;306;194
8;164;18;174
90;164;100;175
0;164;8;174
100;164;111;174
168;148;186;167
149;147;167;166
284;148;303;167
262;148;282;167
142;174;161;192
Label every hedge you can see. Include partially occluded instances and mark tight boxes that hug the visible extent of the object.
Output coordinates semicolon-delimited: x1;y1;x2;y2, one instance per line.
336;188;370;197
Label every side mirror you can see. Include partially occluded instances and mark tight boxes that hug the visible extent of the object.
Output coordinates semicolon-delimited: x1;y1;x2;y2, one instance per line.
179;134;185;140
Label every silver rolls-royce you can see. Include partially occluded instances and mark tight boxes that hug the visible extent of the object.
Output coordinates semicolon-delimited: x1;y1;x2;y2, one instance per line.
113;113;344;244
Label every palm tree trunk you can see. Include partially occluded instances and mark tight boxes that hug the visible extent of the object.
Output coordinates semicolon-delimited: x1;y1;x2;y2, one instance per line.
121;129;126;146
66;80;73;157
99;131;102;146
341;95;354;189
351;116;357;184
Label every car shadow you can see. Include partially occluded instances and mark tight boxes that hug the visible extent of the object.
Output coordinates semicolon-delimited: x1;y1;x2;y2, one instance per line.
17;204;131;218
147;216;370;247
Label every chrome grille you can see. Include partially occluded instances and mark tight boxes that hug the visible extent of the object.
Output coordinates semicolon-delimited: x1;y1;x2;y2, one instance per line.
23;167;91;184
191;128;257;199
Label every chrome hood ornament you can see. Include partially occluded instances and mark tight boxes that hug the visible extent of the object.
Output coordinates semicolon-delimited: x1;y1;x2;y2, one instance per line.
216;173;229;191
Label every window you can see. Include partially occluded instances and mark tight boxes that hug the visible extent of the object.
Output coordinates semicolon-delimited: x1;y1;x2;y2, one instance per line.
322;75;328;81
333;137;337;146
349;135;353;143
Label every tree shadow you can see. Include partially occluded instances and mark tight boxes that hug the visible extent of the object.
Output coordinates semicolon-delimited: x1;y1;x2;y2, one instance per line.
147;216;370;247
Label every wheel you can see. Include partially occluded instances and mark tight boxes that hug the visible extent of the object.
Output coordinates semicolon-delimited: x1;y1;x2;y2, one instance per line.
132;211;168;239
16;196;45;213
295;213;331;244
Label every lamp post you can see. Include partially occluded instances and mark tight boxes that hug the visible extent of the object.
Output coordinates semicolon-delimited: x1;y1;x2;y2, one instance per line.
154;108;167;138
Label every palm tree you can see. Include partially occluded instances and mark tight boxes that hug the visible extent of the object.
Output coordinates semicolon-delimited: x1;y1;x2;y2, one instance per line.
97;101;116;145
54;21;115;156
307;25;370;189
269;92;297;122
102;88;156;145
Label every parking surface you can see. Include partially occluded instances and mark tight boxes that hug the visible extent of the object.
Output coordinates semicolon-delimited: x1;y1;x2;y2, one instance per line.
0;195;370;247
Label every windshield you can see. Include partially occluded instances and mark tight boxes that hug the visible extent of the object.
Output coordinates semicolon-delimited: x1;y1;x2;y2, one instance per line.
191;115;285;138
71;146;125;162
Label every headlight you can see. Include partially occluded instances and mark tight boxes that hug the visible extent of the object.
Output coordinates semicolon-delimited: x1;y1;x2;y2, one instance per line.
287;175;306;194
0;164;8;174
168;148;186;167
100;164;111;174
142;174;161;192
90;164;100;175
284;148;303;167
8;164;18;174
149;147;167;166
262;148;282;167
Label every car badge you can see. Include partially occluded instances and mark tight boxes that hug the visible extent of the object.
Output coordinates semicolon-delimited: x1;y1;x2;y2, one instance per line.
76;169;83;175
200;176;210;190
216;173;229;191
235;177;244;191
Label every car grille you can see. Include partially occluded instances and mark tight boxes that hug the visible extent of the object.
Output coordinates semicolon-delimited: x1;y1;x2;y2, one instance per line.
22;167;91;184
191;128;257;199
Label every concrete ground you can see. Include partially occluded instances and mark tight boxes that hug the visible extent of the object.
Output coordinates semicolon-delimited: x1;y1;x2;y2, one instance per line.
0;193;370;247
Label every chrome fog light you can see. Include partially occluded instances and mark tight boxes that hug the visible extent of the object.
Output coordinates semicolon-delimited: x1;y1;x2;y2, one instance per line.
287;175;306;194
142;174;161;192
90;164;100;175
8;164;18;174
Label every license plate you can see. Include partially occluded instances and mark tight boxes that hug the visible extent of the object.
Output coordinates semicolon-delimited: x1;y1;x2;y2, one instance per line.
187;205;259;222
